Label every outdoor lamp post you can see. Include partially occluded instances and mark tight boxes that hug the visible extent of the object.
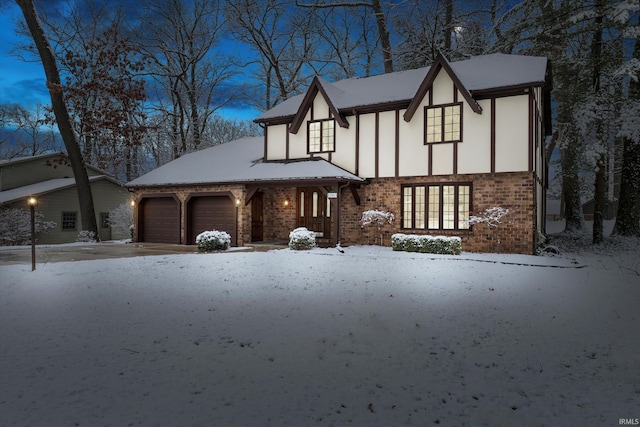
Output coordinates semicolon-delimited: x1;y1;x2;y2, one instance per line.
28;196;37;271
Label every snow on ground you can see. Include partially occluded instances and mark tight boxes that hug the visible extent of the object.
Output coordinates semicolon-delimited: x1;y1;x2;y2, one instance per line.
1;234;639;426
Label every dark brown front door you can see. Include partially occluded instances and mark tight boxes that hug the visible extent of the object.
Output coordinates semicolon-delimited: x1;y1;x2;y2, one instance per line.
297;187;331;240
251;192;264;242
187;196;236;246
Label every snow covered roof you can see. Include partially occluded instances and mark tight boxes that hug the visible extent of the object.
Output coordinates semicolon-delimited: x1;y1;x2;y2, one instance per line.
0;151;113;176
256;53;549;121
0;175;119;204
126;137;364;188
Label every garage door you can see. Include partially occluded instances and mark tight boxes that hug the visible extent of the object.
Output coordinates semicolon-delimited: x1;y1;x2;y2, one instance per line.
188;196;236;246
141;197;180;243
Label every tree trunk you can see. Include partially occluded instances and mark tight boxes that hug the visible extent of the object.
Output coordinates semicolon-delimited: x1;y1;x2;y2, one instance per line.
590;0;605;245
15;0;99;240
613;138;640;236
371;0;393;73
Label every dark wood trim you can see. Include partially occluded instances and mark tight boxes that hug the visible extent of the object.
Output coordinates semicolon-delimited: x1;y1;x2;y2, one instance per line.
404;54;482;122
347;100;411;116
491;97;496;174
529;90;534;172
289;76;349;134
375;111;379;178
285;125;290;160
395;109;400;177
423;102;463;145
472;83;544;100
245;186;260;205
428;144;433;176
264;125;268;161
453;142;458;175
350;184;361;205
355;113;360;176
306;118;337;155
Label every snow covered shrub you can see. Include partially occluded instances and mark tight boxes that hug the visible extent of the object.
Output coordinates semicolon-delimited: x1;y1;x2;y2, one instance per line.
289;227;316;250
360;209;394;245
196;230;231;252
0;208;56;245
108;202;134;240
391;234;462;255
76;230;97;242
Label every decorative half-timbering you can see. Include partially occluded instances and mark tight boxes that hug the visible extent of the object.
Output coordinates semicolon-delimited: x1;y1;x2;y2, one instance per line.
128;53;552;254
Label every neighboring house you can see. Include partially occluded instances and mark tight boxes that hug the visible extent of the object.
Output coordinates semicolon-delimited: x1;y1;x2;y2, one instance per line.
127;53;552;254
0;153;131;244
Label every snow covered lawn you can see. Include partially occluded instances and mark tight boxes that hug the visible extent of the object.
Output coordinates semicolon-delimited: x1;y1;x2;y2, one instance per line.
1;244;639;426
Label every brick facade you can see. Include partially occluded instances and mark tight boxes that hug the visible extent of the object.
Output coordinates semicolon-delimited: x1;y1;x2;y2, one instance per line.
133;171;537;254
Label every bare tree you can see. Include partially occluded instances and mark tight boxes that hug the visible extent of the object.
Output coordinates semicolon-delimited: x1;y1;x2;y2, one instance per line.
0;103;61;158
138;0;238;158
15;0;99;239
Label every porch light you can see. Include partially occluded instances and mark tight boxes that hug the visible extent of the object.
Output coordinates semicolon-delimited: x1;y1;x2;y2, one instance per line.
130;200;135;207
235;198;241;206
284;198;290;207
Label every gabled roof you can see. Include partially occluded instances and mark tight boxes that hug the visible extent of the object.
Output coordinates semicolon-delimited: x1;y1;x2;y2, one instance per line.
289;77;349;133
255;53;549;123
126;137;364;188
404;54;481;121
0;151;114;176
0;175;122;204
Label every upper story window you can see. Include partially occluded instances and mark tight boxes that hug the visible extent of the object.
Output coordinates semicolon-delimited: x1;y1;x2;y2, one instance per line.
308;119;335;153
425;103;462;143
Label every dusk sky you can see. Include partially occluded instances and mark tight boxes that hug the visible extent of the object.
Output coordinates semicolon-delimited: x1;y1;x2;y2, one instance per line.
0;0;259;121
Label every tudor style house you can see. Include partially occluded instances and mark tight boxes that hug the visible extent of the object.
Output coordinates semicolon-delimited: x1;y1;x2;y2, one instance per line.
127;53;552;254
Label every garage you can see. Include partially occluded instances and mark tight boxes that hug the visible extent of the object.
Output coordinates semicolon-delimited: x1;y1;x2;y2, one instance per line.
187;195;236;246
139;196;180;243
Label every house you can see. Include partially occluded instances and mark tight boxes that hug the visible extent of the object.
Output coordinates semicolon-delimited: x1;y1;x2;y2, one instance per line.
127;53;552;254
0;152;131;243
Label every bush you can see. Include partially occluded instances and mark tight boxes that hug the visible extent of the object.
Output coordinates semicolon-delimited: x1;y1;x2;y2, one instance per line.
0;208;56;246
108;203;134;240
196;230;231;252
76;230;97;242
289;227;316;250
391;233;462;255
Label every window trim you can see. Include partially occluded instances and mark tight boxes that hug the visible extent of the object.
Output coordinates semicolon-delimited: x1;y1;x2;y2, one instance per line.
424;102;463;144
401;182;472;231
307;118;336;154
61;211;78;231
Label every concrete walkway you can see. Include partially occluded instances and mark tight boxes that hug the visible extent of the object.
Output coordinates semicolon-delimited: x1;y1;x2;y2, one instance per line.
0;241;288;266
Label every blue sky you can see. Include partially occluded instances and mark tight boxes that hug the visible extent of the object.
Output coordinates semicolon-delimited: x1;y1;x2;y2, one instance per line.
0;1;258;121
0;2;52;108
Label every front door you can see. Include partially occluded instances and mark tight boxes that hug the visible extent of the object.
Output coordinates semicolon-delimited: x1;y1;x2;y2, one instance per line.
251;192;264;242
297;187;331;240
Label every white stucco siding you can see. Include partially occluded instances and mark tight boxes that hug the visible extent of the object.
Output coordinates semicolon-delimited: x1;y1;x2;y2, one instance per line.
458;98;491;174
432;71;454;105
313;95;330;119
358;114;376;178
495;95;529;172
398;104;428;177
332;116;356;173
378;111;396;177
289;110;310;159
431;143;454;175
266;124;287;161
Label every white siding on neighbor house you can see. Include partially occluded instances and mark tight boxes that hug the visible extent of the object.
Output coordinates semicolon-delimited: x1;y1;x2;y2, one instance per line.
332;117;356;172
458;98;492;174
266;124;287;161
358;114;377;178
378;111;396;177
495;95;529;172
289;110;310;159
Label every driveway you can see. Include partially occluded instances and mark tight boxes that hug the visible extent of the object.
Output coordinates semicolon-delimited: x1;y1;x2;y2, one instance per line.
0;241;287;266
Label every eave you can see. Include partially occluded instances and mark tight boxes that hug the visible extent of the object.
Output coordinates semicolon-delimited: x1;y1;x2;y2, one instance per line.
289;76;349;134
404;53;482;122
